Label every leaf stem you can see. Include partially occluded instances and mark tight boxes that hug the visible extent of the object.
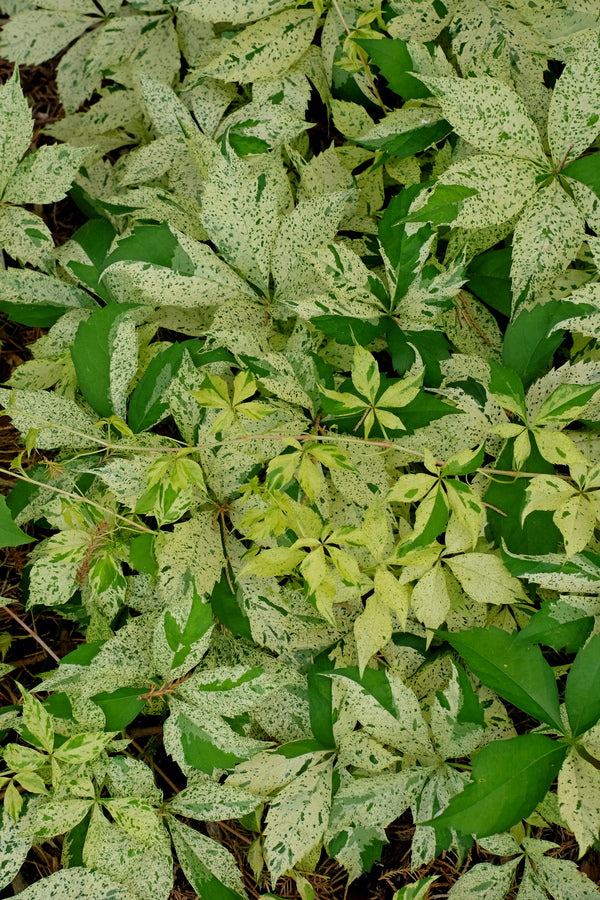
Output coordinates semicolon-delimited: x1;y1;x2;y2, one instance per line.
2;605;61;664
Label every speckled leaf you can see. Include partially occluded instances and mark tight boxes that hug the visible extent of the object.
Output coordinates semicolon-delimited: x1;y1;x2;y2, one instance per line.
415;74;546;163
511;183;585;300
0;206;54;271
535;853;600;899
169;818;247;900
56;28;102;114
273;191;351;295
138;76;195;138
330;669;431;756
0;69;33;196
168;777;261;822
71;303;139;420
0;806;31;891
448;858;520;899
4;144;89;204
152;591;214;680
182;0;293;24
387;0;457;42
0;11;92;65
554;494;596;557
558;748;600;854
0;269;97;327
82;806;173;900
102;798;165;847
203;8;318;83
154;513;224;604
15;867;136;900
501;547;600;593
264;759;332;883
446;553;528;606
437;155;538;229
101;256;253;309
25;799;93;840
548;43;600;166
201;156;279;293
0;387;99;449
411;562;452;631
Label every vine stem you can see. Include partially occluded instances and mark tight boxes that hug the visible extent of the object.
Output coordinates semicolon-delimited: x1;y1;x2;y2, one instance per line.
0;466;154;534
329;0;387;112
2;605;61;664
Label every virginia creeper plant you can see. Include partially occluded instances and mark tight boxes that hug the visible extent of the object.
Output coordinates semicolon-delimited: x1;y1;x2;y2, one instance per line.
1;1;600;897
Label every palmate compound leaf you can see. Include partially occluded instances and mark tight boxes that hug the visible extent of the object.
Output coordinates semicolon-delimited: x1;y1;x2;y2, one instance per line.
425;734;567;840
442;627;563;731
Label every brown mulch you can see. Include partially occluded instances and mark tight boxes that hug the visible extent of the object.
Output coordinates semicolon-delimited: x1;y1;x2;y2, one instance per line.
2;48;600;900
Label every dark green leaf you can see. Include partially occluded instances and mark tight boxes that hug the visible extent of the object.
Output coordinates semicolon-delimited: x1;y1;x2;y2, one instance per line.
65;218;117;303
442;626;563;731
210;573;253;641
356;120;452;158
488;359;527;419
71;302;139;419
517;601;593;653
311;315;383;346
563;152;600;198
565;633;600;736
102;223;195;275
179;716;246;773
0;495;34;548
403;184;478;226
91;686;146;731
355;38;431;99
128;533;157;576
128;341;201;433
425;734;567;839
503;301;595;389
466;248;512;316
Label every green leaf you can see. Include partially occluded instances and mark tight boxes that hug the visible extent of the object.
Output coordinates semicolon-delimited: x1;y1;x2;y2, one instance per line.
503;301;594;389
517;600;593;654
91;687;146;732
0;69;33;196
442;627;563;731
60;217;117;302
426;734;567;839
128;341;200;433
488;360;527;419
563;152;600;198
0;495;33;549
466;248;512;317
355;38;430;99
403;184;479;226
565;633;600;737
71;303;140;419
356;119;453;159
169;818;248;900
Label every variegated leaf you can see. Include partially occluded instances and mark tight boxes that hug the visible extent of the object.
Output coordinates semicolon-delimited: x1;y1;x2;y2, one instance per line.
0;10;91;65
511;182;585;300
203;8;318;83
0;69;33;196
548;42;600;165
415;74;546;163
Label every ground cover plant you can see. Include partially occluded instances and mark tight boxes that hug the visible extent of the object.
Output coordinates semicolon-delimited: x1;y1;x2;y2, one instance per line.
1;0;600;897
